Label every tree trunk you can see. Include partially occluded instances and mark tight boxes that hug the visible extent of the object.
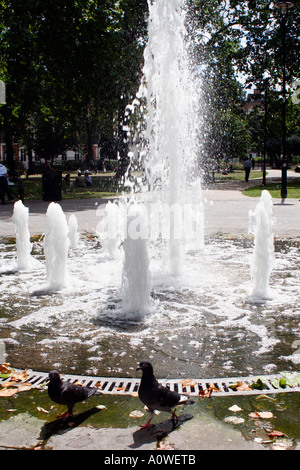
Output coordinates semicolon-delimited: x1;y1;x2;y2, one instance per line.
27;147;33;177
4;130;15;173
86;120;94;165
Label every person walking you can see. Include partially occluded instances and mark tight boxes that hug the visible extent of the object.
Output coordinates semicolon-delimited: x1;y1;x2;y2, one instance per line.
244;158;252;182
0;163;14;204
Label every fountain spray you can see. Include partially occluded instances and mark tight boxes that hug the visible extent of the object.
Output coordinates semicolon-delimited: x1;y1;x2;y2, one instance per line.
12;200;32;271
44;202;69;291
249;190;275;300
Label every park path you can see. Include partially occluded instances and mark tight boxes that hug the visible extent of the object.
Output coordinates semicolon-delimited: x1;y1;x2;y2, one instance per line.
0;169;299;238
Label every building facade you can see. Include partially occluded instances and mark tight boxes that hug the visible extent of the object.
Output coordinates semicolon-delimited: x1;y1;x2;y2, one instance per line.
0;133;100;169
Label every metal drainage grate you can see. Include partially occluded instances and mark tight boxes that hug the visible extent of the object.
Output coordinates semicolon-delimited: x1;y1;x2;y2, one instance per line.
1;369;300;396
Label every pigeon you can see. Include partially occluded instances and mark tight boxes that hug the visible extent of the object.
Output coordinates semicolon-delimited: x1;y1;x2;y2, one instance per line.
47;370;102;418
136;360;195;428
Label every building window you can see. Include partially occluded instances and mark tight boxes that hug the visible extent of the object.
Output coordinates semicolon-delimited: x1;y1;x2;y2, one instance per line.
74;150;81;161
20;148;26;162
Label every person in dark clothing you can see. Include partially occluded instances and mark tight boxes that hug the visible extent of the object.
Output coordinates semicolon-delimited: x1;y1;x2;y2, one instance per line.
243;158;252;182
0;163;14;204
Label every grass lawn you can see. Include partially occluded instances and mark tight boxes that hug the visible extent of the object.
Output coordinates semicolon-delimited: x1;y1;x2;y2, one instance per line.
214;170;263;181
62;188;120;199
17;172;123;200
243;180;300;198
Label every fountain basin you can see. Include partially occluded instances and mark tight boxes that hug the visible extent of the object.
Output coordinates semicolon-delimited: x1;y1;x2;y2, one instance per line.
0;234;299;379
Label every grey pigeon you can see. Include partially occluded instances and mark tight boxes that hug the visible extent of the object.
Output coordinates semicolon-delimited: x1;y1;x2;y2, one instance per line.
47;370;102;418
136;360;195;428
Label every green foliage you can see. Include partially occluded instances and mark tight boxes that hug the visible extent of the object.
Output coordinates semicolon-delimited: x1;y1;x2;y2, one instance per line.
187;0;299;174
244;180;300;198
0;0;148;169
0;0;299;174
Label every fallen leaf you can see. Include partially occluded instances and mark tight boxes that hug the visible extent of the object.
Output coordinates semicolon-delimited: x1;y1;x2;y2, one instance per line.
0;379;32;396
95;381;102;389
249;411;273;419
114;386;126;392
131;392;139;397
0;363;12;375
228;405;242;413
228;381;251;391
224;416;245;425
37;407;49;414
249;411;260;419
236;382;252;391
129;410;144;418
199;385;215;398
0;363;13;379
0;388;18;397
157;442;178;450
17;384;32;392
268;430;285;438
209;383;219;392
181;379;197;388
10;370;28;382
256;394;276;402
271;438;293;450
250;378;268;390
95;405;106;410
1;381;15;388
259;411;274;419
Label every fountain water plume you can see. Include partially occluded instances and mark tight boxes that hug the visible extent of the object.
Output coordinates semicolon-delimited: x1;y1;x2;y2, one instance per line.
44;202;69;291
68;214;79;249
128;0;203;275
99;201;124;259
249;190;275;301
12;200;32;271
121;202;151;317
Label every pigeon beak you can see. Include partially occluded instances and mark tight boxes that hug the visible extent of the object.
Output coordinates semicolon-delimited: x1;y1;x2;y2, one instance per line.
136;365;142;371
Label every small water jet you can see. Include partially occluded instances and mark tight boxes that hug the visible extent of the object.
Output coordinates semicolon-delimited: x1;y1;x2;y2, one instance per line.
121;202;152;317
12;200;32;271
249;190;275;301
44;202;69;291
99;201;124;259
68;214;79;250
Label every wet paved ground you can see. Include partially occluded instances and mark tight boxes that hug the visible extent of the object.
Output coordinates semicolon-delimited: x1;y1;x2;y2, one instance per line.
0;170;299;451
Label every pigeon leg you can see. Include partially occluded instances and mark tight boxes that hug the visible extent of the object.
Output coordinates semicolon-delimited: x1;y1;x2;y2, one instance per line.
171;409;179;425
57;404;74;419
140;411;153;429
56;410;72;419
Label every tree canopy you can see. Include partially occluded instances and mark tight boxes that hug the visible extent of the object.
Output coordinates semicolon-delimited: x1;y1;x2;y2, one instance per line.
187;0;299;172
0;0;299;174
0;0;148;170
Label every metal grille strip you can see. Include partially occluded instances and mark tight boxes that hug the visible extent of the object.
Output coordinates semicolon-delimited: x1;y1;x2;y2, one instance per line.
1;369;300;396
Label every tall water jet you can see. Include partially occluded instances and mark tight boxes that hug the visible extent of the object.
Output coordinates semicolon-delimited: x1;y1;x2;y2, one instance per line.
99;201;123;259
249;190;275;300
44;202;69;291
68;214;79;249
12;200;32;271
121;203;151;317
129;0;203;274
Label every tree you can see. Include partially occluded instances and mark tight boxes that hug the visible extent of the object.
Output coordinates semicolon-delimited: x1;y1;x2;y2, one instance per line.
187;0;251;175
0;0;44;171
0;0;148;171
187;0;299;174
